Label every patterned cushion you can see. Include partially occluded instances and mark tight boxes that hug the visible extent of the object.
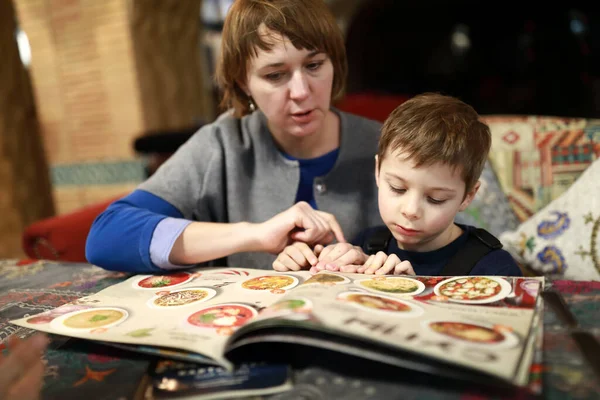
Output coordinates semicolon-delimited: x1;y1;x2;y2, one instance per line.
455;161;519;237
481;116;600;222
499;158;600;281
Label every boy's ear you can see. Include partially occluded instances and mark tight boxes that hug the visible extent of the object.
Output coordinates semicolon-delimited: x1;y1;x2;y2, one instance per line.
374;155;380;187
459;180;480;211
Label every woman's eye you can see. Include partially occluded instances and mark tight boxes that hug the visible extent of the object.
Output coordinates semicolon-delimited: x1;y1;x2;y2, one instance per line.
265;72;284;81
389;186;406;194
428;198;446;205
306;61;324;71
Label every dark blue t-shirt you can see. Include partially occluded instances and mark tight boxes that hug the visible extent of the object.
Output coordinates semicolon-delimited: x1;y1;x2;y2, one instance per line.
352;224;522;276
282;148;339;209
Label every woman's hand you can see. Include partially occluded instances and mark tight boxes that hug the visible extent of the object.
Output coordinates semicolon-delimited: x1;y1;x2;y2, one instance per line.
272;242;325;272
355;252;416;275
309;243;369;274
0;334;48;400
257;202;345;255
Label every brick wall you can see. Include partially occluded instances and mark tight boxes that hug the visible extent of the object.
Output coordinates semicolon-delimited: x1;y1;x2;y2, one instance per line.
13;0;209;215
12;0;143;214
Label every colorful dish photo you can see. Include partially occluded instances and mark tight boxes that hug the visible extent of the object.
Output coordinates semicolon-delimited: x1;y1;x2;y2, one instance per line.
50;307;129;332
186;303;257;331
256;298;313;321
433;276;512;304
424;319;520;349
337;291;423;317
133;272;193;290
355;276;425;296
301;272;350;286
147;287;217;309
26;305;93;325
240;275;299;292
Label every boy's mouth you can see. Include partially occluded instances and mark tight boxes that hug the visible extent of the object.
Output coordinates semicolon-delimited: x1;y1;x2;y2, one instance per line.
394;224;421;236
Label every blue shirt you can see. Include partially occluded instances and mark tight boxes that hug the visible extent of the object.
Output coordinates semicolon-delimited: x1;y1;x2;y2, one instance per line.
282;148;339;208
352;225;522;276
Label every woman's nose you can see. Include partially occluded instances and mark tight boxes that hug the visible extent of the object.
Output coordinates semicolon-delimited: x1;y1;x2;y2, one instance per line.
289;72;309;101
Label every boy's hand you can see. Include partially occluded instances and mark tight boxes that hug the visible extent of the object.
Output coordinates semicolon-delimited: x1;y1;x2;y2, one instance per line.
273;242;324;272
309;243;369;274
356;252;416;275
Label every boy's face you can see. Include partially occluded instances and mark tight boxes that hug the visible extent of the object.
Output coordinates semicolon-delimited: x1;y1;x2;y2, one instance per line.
375;150;479;252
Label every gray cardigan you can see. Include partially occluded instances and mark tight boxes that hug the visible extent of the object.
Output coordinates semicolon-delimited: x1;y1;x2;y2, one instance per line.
139;109;383;270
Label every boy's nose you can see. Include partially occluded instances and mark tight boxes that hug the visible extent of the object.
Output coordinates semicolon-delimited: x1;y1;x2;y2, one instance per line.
400;198;421;221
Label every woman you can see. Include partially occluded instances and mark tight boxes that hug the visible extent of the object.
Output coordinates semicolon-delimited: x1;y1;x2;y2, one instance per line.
86;0;382;273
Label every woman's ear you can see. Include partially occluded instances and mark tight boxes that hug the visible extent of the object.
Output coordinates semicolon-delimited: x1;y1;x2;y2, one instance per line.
237;80;249;97
459;180;480;211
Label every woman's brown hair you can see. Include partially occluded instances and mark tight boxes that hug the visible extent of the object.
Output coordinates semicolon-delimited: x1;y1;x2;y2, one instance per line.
215;0;347;117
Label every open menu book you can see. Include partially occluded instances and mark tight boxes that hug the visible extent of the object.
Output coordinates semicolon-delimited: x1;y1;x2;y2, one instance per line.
11;268;543;389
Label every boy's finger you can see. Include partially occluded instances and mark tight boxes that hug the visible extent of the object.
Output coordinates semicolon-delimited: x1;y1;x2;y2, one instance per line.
302;246;318;266
376;256;398;275
340;265;360;273
394;261;416;275
332;249;367;267
287;246;314;268
276;253;302;271
365;253;386;274
357;255;374;273
313;244;324;257
317;245;334;261
325;264;340;271
272;260;289;272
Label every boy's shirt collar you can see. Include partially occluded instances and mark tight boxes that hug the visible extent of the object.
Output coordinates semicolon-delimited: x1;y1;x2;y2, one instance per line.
387;223;470;265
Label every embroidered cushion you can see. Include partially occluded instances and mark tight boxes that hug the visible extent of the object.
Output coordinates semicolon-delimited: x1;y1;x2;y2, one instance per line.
455;161;519;237
481;116;600;222
499;158;600;281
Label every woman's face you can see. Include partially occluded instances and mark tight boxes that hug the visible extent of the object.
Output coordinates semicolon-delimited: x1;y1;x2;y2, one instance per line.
243;28;334;142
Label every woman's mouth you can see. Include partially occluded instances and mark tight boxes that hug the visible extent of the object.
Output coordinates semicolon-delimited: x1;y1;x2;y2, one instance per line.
291;109;314;123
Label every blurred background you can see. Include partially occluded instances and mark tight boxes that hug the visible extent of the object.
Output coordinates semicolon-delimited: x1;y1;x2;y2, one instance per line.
1;0;598;259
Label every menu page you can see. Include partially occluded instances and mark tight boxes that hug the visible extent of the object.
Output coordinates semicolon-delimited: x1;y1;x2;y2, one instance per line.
10;267;543;383
234;273;543;384
11;268;301;368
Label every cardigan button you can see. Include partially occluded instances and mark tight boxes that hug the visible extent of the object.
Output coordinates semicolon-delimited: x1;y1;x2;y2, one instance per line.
315;181;327;194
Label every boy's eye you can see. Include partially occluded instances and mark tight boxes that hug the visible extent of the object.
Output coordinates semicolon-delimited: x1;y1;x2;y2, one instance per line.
428;197;446;205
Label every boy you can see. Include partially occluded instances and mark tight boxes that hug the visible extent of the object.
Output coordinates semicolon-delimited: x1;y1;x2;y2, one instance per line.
273;93;522;276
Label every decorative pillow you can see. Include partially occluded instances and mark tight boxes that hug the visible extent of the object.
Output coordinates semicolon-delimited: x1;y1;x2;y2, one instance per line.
455;161;519;237
481;116;600;222
499;157;600;281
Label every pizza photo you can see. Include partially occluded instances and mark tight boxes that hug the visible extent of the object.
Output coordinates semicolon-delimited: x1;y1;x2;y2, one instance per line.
433;276;512;304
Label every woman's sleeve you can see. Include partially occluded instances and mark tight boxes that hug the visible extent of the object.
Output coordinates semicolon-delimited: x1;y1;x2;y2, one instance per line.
86;123;226;273
85;190;186;272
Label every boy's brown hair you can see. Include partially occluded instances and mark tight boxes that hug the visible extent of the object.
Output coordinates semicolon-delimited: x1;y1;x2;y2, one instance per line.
215;0;347;117
377;93;491;195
